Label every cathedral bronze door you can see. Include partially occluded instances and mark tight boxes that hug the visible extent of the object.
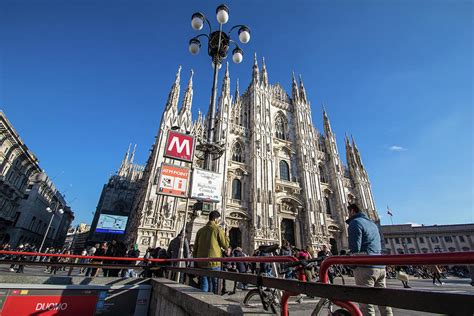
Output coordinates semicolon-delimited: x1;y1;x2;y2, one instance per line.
280;219;295;247
229;227;242;249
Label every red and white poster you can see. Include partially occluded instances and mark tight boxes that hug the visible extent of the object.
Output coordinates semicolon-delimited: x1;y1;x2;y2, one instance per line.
164;130;195;162
1;294;98;316
157;164;190;198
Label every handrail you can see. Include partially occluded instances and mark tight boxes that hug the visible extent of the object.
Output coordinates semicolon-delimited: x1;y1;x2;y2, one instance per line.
0;250;297;264
318;252;474;283
318;251;474;316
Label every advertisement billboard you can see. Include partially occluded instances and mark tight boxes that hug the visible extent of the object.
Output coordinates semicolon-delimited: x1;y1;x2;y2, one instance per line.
190;168;222;202
164;130;195;162
157;164;190;198
95;214;128;234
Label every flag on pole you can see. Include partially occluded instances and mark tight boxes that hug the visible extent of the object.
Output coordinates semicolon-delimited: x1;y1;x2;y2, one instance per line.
387;206;393;216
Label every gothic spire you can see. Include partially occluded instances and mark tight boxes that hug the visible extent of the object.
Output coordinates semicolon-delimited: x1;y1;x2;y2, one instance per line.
323;105;334;137
291;71;299;101
118;143;131;176
221;62;230;97
299;75;307;103
252;52;259;84
164;65;182;113
179;69;194;115
234;78;240;100
345;134;355;168
129;144;137;164
351;135;364;169
124;143;131;162
261;57;268;87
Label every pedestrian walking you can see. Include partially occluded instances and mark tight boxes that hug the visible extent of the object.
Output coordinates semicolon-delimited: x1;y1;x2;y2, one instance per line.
395;266;411;288
346;203;393;316
193;210;230;294
430;265;444;285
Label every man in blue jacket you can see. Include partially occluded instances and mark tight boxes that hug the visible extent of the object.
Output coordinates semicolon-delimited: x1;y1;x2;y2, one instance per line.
346;203;393;316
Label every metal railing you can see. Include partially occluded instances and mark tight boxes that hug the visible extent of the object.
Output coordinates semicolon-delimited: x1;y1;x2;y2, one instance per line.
1;250;473;315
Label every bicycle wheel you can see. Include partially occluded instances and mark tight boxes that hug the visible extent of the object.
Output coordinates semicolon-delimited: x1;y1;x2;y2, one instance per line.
243;289;279;313
311;297;330;316
243;289;264;309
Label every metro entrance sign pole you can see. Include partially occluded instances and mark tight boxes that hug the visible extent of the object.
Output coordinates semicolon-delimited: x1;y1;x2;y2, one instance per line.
160;130;196;282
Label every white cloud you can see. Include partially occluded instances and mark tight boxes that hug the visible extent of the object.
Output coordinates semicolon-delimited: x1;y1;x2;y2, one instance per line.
389;145;407;151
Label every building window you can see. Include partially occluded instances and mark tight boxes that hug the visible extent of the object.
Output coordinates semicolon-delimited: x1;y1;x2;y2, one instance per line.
419;237;424;243
396;248;404;254
384;238;388;244
444;236;453;243
448;247;456;252
324;197;331;215
459;236;465;242
409;248;416;254
421;248;429;253
275;114;288;140
462;247;470;251
431;236;439;243
232;179;242;200
406;237;412;244
279;160;290;181
232;142;244;163
395;238;400;244
319;165;327;183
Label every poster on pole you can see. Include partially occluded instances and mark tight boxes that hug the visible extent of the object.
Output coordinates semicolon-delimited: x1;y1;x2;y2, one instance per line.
190;168;222;202
157;164;190;198
164;130;195;162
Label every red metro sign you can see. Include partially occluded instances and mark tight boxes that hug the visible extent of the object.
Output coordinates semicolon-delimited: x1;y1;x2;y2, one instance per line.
164;130;195;162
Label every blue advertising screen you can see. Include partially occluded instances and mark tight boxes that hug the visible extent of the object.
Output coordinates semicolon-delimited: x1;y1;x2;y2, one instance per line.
95;214;128;234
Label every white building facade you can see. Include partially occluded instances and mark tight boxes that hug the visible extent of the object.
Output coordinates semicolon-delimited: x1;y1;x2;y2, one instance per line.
127;57;380;255
381;224;473;254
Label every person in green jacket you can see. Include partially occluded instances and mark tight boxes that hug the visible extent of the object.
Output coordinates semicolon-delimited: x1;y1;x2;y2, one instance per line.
193;210;230;293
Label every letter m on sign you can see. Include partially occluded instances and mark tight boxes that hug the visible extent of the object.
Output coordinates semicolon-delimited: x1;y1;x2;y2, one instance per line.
164;130;195;162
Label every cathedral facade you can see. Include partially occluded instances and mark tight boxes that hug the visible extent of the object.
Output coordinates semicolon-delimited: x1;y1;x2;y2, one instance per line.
126;56;379;255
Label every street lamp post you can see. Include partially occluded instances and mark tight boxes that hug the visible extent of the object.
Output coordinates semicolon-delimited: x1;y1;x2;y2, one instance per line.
174;4;251;282
39;204;64;253
188;4;251;170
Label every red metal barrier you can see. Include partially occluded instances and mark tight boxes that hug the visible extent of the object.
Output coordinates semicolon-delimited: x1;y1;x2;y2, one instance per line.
318;251;474;284
317;251;474;316
6;251;471;316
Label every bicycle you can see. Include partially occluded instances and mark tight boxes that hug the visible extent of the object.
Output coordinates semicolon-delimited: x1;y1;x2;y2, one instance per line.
243;283;281;313
282;257;351;316
243;244;282;313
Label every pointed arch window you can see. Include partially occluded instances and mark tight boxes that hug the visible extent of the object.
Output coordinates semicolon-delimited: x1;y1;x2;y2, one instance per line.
279;160;290;181
319;165;327;183
232;142;244;163
275;115;288;140
232;179;242;200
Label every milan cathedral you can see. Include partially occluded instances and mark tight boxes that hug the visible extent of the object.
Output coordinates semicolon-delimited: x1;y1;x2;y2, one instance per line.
121;55;380;255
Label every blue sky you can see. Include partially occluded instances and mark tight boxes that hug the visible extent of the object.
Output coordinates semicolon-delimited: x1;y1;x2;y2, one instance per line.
1;0;472;226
